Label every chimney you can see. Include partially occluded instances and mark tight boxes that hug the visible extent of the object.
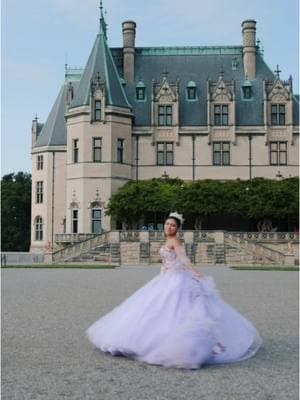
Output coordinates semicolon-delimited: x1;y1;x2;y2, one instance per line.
241;20;256;80
122;20;136;83
32;115;38;148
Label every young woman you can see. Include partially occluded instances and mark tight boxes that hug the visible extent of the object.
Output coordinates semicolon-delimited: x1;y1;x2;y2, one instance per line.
87;212;262;369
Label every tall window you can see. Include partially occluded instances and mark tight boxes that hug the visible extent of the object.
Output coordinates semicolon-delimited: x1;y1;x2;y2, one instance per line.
270;141;287;165
37;155;43;170
35;216;43;241
93;137;102;162
91;209;102;233
271;104;285;126
117;139;124;163
214;104;228;126
36;181;43;203
213;142;230;165
72;210;78;234
157;142;174;166
73;139;79;163
186;81;197;100
158;105;172;126
95;100;101;121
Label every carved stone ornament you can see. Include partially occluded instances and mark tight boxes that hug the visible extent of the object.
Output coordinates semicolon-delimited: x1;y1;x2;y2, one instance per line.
267;77;290;101
211;78;233;101
154;77;177;102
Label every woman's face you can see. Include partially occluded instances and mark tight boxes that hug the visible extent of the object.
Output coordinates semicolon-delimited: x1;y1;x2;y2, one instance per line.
164;218;178;237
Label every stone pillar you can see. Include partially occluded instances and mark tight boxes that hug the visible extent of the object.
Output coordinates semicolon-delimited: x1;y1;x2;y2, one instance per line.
241;20;256;80
122;20;136;83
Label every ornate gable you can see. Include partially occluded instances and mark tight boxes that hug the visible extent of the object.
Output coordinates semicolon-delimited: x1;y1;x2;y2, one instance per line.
153;76;178;103
211;76;234;102
267;76;291;102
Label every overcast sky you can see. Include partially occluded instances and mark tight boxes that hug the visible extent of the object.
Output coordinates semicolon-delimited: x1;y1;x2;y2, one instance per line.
2;0;299;176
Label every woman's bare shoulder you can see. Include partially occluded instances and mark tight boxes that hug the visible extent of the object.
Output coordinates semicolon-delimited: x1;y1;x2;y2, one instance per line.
168;237;182;249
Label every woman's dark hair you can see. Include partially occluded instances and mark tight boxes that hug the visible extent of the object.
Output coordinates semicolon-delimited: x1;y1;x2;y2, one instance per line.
165;216;181;228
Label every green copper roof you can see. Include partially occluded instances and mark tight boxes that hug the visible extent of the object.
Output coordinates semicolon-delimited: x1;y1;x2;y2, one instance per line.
135;46;244;56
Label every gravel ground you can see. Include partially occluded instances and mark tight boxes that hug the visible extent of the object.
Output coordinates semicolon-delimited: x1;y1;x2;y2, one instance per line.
2;265;299;400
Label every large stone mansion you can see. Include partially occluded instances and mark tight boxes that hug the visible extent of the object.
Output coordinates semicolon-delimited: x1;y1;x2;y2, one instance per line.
30;8;299;253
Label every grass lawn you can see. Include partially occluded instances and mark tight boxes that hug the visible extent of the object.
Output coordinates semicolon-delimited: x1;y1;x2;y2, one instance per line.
1;264;117;269
230;265;299;271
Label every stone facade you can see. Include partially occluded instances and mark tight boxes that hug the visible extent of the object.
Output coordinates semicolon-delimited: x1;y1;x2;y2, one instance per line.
30;11;299;254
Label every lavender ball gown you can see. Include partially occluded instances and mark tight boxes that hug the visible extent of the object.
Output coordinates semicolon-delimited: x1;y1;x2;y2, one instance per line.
86;245;262;369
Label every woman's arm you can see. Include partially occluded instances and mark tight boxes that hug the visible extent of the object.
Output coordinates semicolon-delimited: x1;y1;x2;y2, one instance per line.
173;243;205;278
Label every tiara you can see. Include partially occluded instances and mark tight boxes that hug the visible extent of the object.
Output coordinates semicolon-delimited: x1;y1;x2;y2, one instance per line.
169;212;184;225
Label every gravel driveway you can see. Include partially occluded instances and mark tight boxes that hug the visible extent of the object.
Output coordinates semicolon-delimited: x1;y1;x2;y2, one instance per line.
2;265;299;400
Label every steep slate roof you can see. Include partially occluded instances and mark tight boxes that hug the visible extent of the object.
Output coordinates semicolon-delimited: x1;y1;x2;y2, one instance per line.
34;81;79;148
70;17;131;110
112;47;280;126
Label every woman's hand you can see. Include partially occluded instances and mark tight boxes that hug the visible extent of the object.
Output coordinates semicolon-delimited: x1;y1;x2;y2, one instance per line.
192;270;205;279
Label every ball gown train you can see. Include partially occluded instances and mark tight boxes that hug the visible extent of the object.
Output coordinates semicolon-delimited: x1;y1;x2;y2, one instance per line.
86;245;262;369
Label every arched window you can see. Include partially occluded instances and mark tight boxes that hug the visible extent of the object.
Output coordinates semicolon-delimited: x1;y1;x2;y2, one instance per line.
35;216;43;241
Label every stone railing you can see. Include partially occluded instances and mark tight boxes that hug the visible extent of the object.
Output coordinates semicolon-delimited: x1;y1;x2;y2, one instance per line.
225;233;296;265
224;231;299;243
55;233;96;243
49;230;297;265
52;232;116;263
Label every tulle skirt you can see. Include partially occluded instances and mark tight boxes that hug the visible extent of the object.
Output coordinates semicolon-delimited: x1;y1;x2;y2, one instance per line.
86;269;262;369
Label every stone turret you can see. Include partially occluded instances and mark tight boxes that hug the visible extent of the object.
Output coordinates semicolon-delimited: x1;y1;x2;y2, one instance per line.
122;20;136;83
241;20;256;80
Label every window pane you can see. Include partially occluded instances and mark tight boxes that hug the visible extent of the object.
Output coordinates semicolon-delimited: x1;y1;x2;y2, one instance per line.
279;105;285;113
95;110;101;120
279;142;287;150
279;114;285;125
213;152;221;165
222;115;228;125
279;152;287;165
166;152;173;165
223;151;230;165
158;115;165;125
213;143;221;151
271;105;277;114
214;115;221;125
222;105;228;114
166;143;173;151
222;143;229;151
94;148;101;161
92;209;101;219
166;106;172;114
94;138;101;147
159;106;165;115
92;220;101;233
157;143;164;151
188;87;196;99
215;105;220;114
271;114;277;125
95;101;101;110
157;152;164;165
270;142;278;151
270;152;278;165
166;115;172;125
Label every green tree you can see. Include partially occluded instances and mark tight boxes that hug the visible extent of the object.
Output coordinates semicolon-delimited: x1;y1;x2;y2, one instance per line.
1;172;32;251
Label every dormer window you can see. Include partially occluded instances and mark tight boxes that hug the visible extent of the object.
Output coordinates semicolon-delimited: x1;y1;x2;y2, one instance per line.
242;78;252;100
271;104;285;126
94;100;101;121
186;81;197;100
136;81;146;101
214;104;228;126
158;105;172;126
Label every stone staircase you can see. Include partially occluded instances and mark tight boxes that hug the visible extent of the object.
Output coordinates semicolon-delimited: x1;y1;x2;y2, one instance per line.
224;234;287;264
51;232;120;264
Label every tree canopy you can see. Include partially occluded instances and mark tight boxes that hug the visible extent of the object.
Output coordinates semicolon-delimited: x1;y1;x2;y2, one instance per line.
1;172;32;251
106;177;299;230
